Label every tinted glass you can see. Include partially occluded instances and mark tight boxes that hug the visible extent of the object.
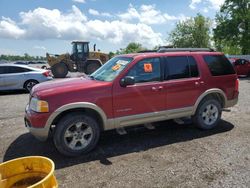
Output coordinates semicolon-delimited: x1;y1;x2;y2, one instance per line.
235;59;248;65
164;56;199;80
7;67;31;73
203;55;235;76
165;56;189;80
127;58;161;83
28;61;36;64
15;62;27;65
0;67;7;74
37;61;46;64
188;56;199;77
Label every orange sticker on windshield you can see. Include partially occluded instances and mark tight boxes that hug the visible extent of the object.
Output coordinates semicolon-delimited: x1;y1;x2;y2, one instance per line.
112;64;121;71
144;63;153;72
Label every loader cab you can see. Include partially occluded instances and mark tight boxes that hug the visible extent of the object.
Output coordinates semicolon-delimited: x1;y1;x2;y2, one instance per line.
71;41;89;61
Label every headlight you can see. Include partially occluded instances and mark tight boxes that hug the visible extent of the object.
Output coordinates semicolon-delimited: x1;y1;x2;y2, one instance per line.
30;98;49;113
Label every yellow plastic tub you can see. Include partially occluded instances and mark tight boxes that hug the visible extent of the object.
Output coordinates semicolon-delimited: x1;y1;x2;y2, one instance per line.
0;156;58;188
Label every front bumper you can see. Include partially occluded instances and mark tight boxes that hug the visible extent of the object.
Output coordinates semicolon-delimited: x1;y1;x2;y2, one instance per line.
25;105;50;141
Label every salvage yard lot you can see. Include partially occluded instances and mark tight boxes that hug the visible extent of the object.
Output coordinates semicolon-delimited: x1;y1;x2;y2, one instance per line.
0;78;250;188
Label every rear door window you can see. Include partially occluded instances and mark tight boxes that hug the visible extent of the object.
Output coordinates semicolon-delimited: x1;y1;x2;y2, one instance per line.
203;55;235;76
164;56;199;80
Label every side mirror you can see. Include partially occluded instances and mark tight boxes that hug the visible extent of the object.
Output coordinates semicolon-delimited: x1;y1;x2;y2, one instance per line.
120;76;135;87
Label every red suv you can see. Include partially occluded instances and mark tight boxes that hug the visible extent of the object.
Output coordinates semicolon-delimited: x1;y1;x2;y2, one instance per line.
229;58;250;76
25;48;239;156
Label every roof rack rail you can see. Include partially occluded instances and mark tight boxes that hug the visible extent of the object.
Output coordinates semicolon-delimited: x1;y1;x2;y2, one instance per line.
137;50;157;53
157;48;215;53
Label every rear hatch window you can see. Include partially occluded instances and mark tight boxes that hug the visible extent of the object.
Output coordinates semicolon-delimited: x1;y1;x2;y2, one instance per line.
203;55;235;76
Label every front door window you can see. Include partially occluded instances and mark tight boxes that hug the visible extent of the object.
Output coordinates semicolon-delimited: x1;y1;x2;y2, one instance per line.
126;58;161;83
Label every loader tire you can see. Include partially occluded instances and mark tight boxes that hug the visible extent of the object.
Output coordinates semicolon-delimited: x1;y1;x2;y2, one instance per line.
51;63;68;78
85;60;102;75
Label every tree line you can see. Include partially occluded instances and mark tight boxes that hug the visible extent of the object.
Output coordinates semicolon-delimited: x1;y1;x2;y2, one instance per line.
0;53;46;62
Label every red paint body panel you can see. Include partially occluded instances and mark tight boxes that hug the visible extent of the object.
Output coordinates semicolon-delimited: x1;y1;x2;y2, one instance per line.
25;51;239;129
26;77;113;128
25;107;50;128
235;63;250;76
112;81;166;117
229;58;250;76
163;77;204;109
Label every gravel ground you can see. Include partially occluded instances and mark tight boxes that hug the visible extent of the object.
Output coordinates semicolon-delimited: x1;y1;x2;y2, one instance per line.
0;78;249;188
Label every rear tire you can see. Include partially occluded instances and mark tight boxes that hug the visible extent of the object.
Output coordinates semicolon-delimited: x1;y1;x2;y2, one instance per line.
192;99;222;130
51;63;68;78
24;80;39;92
85;61;102;75
53;113;100;157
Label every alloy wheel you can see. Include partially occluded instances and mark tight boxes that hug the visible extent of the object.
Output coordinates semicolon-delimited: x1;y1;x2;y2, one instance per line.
201;104;219;125
63;122;93;150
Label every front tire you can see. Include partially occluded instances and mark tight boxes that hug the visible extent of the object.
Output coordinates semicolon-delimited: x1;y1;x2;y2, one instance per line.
193;99;222;130
53;113;100;156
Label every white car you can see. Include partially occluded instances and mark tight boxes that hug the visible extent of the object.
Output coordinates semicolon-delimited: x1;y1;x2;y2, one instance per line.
14;61;49;69
0;64;53;92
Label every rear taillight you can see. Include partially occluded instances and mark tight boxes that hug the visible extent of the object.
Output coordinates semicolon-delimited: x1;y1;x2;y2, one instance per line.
235;79;239;92
42;71;50;77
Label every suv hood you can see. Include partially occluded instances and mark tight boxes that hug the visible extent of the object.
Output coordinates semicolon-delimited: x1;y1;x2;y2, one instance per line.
31;77;110;98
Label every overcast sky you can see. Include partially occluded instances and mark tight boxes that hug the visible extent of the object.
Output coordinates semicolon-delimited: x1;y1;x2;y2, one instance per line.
0;0;225;56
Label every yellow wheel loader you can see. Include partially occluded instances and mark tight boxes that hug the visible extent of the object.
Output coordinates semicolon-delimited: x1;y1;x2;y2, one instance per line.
46;41;109;78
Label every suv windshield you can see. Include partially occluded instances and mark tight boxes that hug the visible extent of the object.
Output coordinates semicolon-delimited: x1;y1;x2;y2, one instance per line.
90;56;133;81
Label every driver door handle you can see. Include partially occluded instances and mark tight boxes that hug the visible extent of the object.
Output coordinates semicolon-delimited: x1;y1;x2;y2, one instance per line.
158;86;164;90
152;87;158;91
195;81;204;86
151;86;164;91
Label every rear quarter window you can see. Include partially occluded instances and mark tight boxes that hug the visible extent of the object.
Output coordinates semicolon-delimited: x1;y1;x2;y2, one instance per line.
203;55;235;76
8;67;31;73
